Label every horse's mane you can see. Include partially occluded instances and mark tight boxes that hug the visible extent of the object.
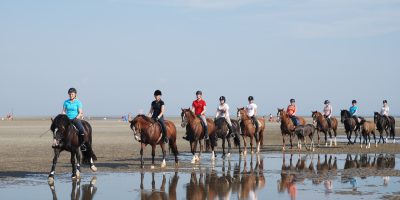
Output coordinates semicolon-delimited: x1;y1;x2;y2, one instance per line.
51;114;71;132
134;114;155;123
182;108;195;118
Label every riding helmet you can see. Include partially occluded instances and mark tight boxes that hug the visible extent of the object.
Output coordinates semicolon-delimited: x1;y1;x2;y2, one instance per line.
383;100;387;104
68;88;77;94
248;96;254;101
219;96;226;101
352;100;357;104
324;100;330;104
154;90;162;96
290;98;295;103
196;90;202;95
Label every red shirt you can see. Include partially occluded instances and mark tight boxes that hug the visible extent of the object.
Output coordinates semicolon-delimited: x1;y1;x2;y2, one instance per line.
192;99;206;115
287;105;297;117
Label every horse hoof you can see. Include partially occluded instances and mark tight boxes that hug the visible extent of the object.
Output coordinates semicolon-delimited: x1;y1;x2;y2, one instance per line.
71;175;77;181
282;147;285;151
161;160;166;168
90;166;98;172
191;160;196;164
227;153;231;158
312;148;315;152
76;171;81;179
151;165;155;169
48;177;54;185
251;151;254;154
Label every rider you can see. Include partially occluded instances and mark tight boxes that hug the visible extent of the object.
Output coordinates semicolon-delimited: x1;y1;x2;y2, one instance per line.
215;96;233;137
148;90;168;143
349;100;359;123
62;88;86;151
381;100;390;121
287;98;298;126
323;100;333;128
246;96;259;139
192;91;209;140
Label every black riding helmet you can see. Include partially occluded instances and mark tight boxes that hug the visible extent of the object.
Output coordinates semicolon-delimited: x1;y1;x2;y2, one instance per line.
248;96;254;101
324;100;330;104
219;96;226;101
383;100;387;104
154;90;162;96
196;90;202;95
68;88;77;94
352;100;357;104
290;98;295;103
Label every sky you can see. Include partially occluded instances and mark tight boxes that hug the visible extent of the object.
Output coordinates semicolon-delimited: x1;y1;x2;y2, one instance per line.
0;0;399;117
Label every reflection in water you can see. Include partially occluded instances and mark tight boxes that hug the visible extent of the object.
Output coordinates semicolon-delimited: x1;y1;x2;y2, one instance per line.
140;172;179;200
49;177;97;200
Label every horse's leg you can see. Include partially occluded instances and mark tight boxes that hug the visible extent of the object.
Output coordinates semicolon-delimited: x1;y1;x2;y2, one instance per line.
282;134;286;151
222;137;226;159
334;128;337;146
140;142;145;168
384;128;390;143
151;145;156;169
373;132;377;147
227;137;232;158
289;134;293;149
368;134;371;149
243;136;248;155
324;131;328;147
76;150;81;179
48;149;61;184
250;135;254;154
190;141;196;164
328;129;333;147
70;151;77;180
160;143;167;168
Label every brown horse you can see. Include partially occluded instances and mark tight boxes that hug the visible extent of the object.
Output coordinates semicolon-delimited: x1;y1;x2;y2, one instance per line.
237;107;265;154
360;119;377;149
214;118;241;158
180;108;216;163
311;111;338;147
277;108;306;150
130;114;178;168
48;114;97;184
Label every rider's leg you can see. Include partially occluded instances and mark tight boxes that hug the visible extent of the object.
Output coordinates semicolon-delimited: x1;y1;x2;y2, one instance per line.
72;118;86;151
291;116;298;126
199;115;209;140
326;117;332;128
158;117;168;143
251;116;259;140
225;117;233;136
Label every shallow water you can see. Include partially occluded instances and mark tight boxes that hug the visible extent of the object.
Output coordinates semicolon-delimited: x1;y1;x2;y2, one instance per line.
1;153;400;200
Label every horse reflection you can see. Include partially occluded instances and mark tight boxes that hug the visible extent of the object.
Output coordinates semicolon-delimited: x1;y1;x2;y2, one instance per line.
49;176;97;200
140;172;179;200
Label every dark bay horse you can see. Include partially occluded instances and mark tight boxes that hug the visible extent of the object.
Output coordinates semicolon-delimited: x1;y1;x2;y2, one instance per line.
214;118;241;158
237;108;265;154
130;115;179;168
340;110;361;144
360;119;377;149
277;108;306;150
48;114;97;184
374;112;396;144
180;108;216;163
311;111;338;147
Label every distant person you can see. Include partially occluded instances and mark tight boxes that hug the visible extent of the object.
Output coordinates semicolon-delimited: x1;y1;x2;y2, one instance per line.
191;90;209;140
246;96;259;136
215;96;233;136
62;88;86;151
148;90;168;143
323;100;333;128
287;99;299;126
381;100;390;121
349;100;359;123
269;113;273;122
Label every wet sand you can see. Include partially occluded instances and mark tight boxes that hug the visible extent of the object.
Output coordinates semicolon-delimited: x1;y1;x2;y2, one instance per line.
0;117;399;175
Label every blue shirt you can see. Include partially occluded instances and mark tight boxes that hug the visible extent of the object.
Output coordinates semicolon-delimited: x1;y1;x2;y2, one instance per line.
349;105;358;116
63;99;82;119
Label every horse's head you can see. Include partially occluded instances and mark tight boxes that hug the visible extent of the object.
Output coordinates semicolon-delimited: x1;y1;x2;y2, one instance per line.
50;114;71;147
180;108;192;128
311;111;320;124
373;112;380;124
237;107;246;121
130;114;152;141
340;110;349;123
276;108;285;122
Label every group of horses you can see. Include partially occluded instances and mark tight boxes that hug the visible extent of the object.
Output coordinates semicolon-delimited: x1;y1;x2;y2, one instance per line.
47;107;396;183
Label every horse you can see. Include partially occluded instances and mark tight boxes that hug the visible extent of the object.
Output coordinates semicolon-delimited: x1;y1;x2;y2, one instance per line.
360;119;377;149
374;112;396;144
214;118;241;158
130;114;179;169
277;108;306;150
311;111;338;147
48;114;97;184
294;124;316;151
340;110;361;145
237;107;265;154
180;108;216;163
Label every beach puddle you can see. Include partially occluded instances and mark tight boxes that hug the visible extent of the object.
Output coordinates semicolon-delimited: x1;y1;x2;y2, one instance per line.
1;153;400;200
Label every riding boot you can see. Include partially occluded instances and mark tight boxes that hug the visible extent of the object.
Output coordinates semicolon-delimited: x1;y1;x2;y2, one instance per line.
162;131;168;143
79;134;87;151
204;126;209;140
252;117;259;141
227;124;233;137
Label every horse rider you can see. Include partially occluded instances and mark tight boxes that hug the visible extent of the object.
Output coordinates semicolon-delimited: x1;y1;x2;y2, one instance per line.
349;100;360;123
62;88;86;151
191;90;210;140
323;100;333;128
381;100;390;122
287;98;299;126
246;96;259;139
148;90;168;143
215;96;233;137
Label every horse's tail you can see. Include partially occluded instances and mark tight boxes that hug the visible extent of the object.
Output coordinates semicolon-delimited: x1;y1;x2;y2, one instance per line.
82;122;97;164
233;133;240;147
390;120;396;139
259;118;265;146
168;137;179;155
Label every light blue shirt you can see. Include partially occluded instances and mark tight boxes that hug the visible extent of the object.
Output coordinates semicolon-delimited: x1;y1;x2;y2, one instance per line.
349;105;358;116
63;99;82;119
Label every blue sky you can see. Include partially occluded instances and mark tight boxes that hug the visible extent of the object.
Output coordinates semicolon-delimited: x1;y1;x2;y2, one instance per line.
0;0;399;117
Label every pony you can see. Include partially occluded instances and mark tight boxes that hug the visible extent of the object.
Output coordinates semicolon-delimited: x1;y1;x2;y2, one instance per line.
374;112;396;144
311;111;338;147
237;107;265;154
294;124;316;151
277;108;306;150
130;114;178;168
360;119;377;149
340;110;361;145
